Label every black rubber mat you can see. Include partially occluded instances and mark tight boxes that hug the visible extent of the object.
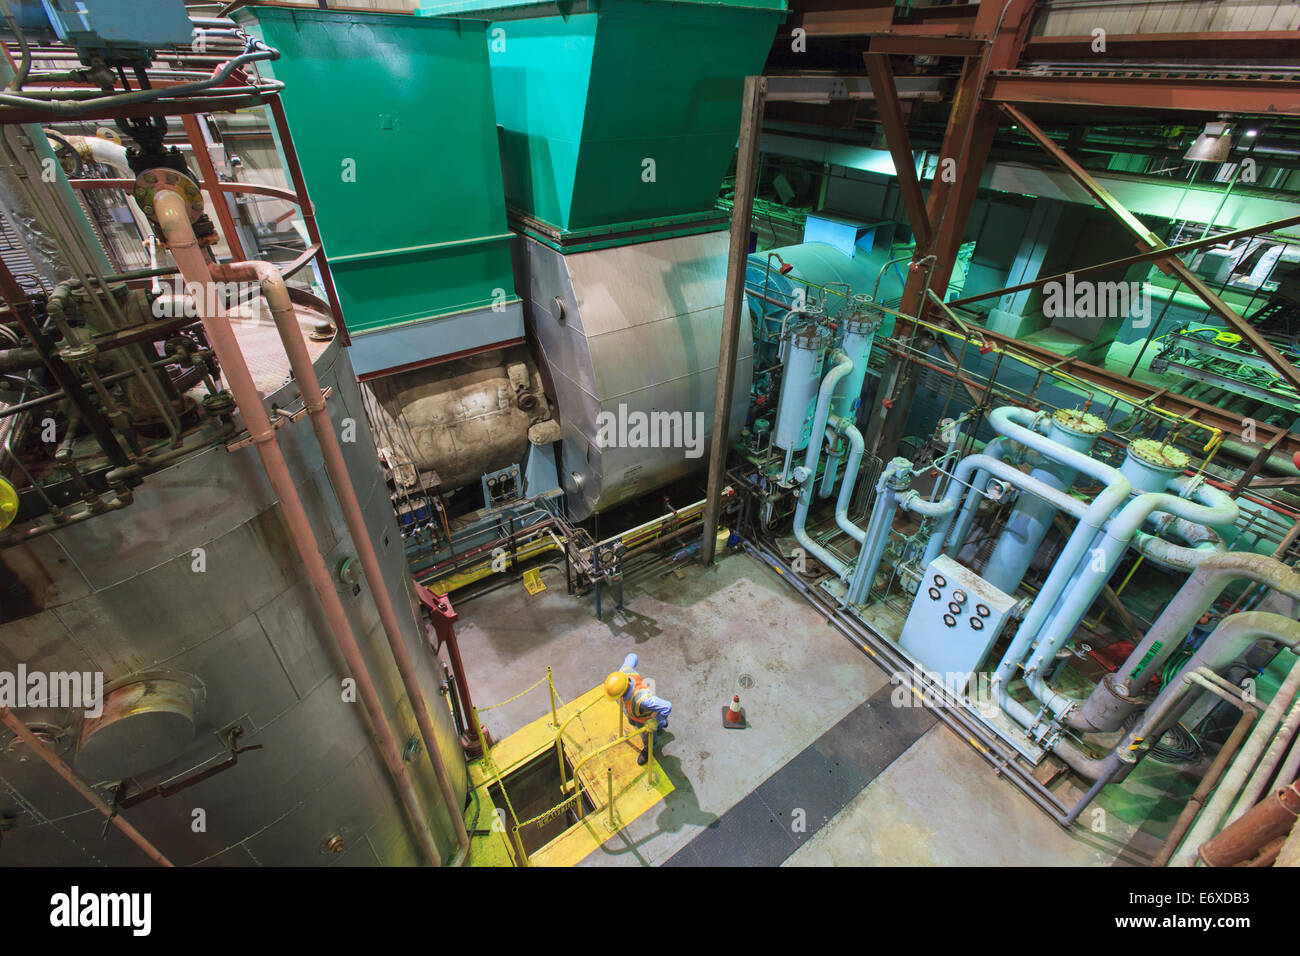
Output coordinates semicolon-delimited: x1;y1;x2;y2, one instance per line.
664;680;936;866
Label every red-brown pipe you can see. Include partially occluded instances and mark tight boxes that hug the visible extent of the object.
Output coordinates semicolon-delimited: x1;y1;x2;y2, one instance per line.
154;186;445;866
1199;780;1300;867
210;259;471;861
0;708;173;866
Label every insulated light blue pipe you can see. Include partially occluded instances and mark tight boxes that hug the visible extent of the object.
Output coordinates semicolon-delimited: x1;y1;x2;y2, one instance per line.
1022;477;1238;723
983;406;1131;691
936;436;1016;564
831;414;868;544
818;451;841;498
989;480;1132;708
791;350;854;579
846;457;911;604
818;316;876;500
983;410;1107;594
923;445;1088;570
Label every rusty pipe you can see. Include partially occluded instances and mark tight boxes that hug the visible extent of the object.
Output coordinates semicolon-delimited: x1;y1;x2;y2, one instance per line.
0;708;173;866
211;258;470;862
153;187;445;866
1199;780;1300;867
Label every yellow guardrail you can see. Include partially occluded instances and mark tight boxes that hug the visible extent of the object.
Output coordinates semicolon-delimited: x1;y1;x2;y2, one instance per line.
469;668;661;867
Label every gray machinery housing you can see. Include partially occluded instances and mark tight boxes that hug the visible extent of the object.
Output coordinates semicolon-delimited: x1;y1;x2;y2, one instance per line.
516;231;754;520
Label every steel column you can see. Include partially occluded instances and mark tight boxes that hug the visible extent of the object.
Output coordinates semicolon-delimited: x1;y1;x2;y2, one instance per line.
702;75;765;566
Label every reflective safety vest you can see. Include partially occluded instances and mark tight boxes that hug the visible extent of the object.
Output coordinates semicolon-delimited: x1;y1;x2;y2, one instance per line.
622;671;652;726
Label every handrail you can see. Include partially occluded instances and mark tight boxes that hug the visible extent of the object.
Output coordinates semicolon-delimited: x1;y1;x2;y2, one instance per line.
564;718;662;797
471;667;665;866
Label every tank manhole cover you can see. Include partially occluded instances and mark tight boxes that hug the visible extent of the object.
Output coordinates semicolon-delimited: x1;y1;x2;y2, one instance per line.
738;674;754;689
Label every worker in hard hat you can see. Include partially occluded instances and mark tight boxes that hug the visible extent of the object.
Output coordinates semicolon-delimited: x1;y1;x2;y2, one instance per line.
604;652;672;765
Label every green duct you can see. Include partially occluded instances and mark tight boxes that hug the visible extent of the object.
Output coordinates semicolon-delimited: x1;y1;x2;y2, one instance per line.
235;6;518;343
419;0;786;243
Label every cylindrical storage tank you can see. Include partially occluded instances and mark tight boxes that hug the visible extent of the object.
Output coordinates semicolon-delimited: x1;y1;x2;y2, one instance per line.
773;326;827;452
832;308;880;422
1122;438;1190;493
0;311;465;866
983;408;1107;594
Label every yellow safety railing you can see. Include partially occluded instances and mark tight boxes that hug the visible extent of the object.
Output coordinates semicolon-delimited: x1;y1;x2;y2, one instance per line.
469;667;660;866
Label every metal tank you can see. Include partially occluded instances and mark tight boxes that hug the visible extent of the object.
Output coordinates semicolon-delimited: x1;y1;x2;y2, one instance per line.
773;326;827;453
0;312;466;866
518;231;753;520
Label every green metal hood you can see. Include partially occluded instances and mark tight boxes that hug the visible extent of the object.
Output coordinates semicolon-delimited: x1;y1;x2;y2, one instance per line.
235;6;518;345
419;0;785;237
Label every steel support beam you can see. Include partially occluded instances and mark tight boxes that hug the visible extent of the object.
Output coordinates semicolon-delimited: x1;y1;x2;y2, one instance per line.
986;71;1300;117
869;35;985;57
1004;103;1300;397
701;75;765;566
865;0;1034;464
182;112;247;262
864;53;932;250
1024;31;1300;61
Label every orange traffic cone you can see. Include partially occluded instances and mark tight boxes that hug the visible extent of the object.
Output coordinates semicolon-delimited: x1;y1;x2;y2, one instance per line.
722;694;746;729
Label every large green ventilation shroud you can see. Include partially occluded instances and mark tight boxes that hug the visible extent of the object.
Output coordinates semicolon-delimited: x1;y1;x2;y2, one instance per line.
419;0;786;244
236;6;521;365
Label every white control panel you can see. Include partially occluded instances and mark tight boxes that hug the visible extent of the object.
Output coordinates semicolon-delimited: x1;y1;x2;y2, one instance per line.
898;555;1016;693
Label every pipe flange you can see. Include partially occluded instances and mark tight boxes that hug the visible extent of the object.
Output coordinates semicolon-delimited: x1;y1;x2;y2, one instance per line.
134;168;204;224
787;326;828;351
1052;407;1106;437
201;391;236;416
1127;438;1189;472
57;341;97;364
842;316;880;337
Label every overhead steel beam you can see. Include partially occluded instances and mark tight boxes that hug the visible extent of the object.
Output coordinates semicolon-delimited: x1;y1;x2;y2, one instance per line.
869;35;985;57
946;212;1300;309
1024;31;1300;60
986;70;1300;117
701;75;765;566
864;53;932;249
865;0;1034;464
764;74;945;103
1004;103;1300;398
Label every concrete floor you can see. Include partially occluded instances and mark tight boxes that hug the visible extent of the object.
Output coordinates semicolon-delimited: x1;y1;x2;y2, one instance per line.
785;724;1148;866
452;548;1174;867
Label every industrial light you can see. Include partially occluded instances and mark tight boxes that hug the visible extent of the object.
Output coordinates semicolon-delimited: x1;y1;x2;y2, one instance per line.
1183;120;1234;162
1245;129;1259;137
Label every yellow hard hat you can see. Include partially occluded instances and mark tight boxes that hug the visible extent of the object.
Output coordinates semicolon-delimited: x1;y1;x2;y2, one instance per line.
604;672;629;699
0;476;17;531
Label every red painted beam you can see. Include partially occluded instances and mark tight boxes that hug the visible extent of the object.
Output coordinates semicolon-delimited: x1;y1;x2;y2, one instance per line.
985;71;1300;116
1025;31;1300;60
864;53;933;249
869;35;986;57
